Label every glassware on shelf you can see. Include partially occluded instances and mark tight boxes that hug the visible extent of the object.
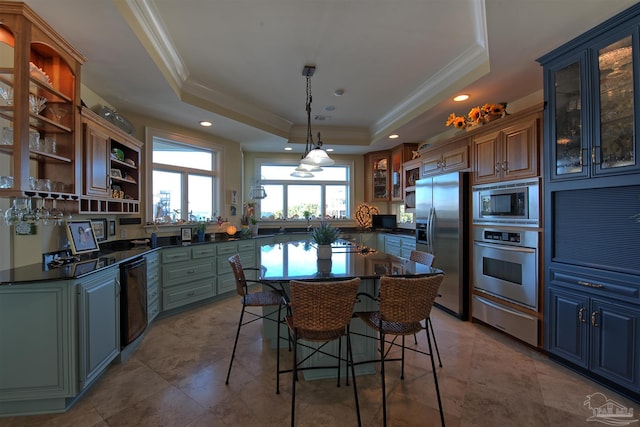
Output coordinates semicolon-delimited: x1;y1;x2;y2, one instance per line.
35;198;51;226
0;175;13;188
28;94;46;115
0;86;13;106
3;197;31;226
1;127;12;145
48;105;67;123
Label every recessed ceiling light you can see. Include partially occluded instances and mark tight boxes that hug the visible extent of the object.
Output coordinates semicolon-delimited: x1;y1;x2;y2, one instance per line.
326;148;334;152
453;94;469;102
199;121;213;127
284;147;293;151
334;89;344;96
389;134;399;139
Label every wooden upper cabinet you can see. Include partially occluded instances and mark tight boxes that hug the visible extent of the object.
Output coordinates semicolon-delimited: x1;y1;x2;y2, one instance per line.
366;143;417;202
421;142;469;178
83;120;110;197
0;2;85;200
365;150;390;202
473;114;540;184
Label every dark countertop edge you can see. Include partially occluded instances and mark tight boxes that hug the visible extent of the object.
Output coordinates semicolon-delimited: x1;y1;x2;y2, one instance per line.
1;230;416;286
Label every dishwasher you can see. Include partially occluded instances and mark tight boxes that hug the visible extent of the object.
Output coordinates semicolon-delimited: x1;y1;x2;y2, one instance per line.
120;257;147;347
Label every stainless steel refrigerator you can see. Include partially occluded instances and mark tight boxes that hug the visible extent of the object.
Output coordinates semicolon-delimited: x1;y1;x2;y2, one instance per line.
415;172;469;319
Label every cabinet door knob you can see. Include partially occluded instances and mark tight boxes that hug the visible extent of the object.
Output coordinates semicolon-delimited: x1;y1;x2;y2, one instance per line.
502;161;508;172
591;310;599;327
578;306;586;323
495;162;501;173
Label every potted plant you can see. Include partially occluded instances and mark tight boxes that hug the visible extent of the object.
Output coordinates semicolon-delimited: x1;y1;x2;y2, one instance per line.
311;221;340;259
249;216;259;237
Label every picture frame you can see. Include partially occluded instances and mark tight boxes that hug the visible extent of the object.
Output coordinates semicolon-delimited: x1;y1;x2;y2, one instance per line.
65;220;100;255
181;227;192;242
71;259;99;276
110;168;122;179
109;220;116;236
91;218;108;242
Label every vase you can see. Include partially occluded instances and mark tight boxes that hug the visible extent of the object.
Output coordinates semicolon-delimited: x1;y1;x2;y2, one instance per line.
197;230;205;242
317;244;332;260
250;223;259;237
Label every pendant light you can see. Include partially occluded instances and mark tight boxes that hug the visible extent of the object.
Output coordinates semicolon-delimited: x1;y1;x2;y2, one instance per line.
292;65;334;177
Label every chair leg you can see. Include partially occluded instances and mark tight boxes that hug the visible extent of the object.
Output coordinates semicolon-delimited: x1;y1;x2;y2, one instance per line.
291;332;298;427
347;329;362;427
225;303;246;385
428;317;443;368
337;335;342;387
401;335;406;380
380;330;388;427
426;326;446;426
276;311;282;394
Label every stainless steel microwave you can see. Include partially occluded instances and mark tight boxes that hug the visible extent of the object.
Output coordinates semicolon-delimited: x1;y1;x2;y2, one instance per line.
472;178;539;227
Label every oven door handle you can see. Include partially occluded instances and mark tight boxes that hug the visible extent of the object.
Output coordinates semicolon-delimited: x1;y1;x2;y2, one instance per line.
473;241;536;254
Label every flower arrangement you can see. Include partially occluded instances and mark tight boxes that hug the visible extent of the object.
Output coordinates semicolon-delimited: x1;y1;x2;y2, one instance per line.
446;102;507;129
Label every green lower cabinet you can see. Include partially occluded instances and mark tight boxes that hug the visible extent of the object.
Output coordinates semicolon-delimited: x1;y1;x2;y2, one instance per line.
76;266;120;390
0;281;77;416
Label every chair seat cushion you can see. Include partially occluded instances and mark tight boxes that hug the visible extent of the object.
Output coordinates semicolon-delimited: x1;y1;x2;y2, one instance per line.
242;291;282;307
356;311;422;336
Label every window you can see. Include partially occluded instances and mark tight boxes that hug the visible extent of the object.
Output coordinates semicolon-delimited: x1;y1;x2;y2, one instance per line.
148;130;221;223
256;161;352;220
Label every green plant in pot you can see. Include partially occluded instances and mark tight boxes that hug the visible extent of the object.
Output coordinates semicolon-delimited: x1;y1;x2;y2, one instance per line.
311;221;340;259
249;216;259;236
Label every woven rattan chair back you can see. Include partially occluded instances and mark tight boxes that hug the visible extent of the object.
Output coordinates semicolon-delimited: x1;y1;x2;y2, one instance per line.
228;253;248;297
409;250;435;267
379;275;444;324
289;278;360;333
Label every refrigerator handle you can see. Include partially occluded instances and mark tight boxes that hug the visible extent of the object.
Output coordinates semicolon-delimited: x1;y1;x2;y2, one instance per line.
429;208;436;253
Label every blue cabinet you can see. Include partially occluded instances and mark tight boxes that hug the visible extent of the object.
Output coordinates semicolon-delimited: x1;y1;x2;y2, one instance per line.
539;9;640;182
76;266;120;390
540;3;640;400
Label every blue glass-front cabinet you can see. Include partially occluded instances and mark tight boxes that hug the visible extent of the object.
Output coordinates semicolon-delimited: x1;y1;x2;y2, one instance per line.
539;3;640;401
542;27;639;181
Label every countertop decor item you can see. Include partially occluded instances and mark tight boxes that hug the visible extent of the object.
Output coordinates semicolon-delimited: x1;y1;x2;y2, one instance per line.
311;221;340;260
354;203;380;229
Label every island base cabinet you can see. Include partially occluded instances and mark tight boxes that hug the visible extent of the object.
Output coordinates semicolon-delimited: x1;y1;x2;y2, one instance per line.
0;282;77;416
76;266;120;391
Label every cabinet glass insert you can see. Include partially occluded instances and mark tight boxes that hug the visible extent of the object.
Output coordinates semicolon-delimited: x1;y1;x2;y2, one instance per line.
554;61;582;175
598;36;634;170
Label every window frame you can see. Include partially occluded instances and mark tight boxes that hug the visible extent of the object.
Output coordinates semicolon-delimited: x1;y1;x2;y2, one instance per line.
145;127;224;223
253;158;354;222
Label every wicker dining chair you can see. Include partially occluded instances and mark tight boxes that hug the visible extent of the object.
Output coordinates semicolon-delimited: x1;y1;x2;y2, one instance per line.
277;278;362;427
355;274;445;427
225;254;288;385
409;250;442;367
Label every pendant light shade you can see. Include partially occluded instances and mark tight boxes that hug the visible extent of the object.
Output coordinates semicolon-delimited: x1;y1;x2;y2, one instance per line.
301;147;335;166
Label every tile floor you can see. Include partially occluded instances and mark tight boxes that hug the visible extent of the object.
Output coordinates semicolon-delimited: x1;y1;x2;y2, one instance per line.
1;294;638;427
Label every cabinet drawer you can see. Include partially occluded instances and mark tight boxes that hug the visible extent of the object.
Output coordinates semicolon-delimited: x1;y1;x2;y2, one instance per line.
550;268;640;305
162;247;191;263
217;257;233;276
147;298;160;324
147;281;159;302
217;272;236;294
163;260;215;287
238;240;255;252
145;252;160;270
191;245;216;259
217;242;238;256
162;280;215;311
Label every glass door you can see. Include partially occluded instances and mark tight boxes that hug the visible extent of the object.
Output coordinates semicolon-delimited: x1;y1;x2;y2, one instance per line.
595;33;637;175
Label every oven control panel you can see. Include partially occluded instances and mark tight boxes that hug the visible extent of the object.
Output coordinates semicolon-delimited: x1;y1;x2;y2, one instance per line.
474;227;538;249
484;230;521;243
